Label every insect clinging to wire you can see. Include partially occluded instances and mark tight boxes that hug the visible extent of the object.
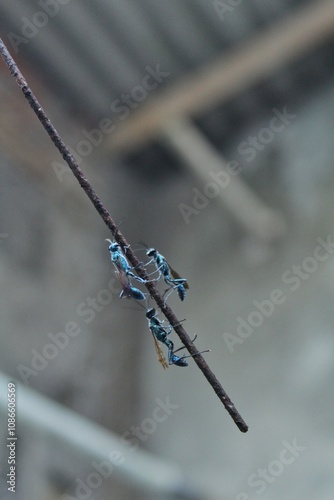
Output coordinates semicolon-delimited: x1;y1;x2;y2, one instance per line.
146;308;188;367
145;308;209;368
105;238;209;369
106;239;146;283
139;243;189;302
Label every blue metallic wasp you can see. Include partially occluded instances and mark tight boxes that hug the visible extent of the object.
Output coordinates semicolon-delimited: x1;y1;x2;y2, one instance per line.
146;308;209;368
146;308;188;368
140;244;189;302
106;239;146;283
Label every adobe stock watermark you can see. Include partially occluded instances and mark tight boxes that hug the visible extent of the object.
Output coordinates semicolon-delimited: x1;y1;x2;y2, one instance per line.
61;397;179;500
236;438;306;499
214;0;244;22
179;107;296;224
223;235;334;353
7;0;71;54
52;64;170;182
17;275;122;385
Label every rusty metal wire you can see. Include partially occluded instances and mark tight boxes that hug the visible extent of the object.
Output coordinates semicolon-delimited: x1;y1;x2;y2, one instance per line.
0;38;248;433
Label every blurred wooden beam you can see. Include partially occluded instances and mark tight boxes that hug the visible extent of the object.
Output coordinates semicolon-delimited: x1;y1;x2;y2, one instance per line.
161;117;286;241
0;372;213;500
106;0;334;153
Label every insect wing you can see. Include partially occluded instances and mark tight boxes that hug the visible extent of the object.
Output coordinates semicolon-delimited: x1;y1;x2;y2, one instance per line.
114;267;145;300
168;263;189;289
114;266;132;297
151;332;169;370
114;268;131;298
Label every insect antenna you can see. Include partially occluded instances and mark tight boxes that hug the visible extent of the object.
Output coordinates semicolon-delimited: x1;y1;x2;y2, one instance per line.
137;240;149;250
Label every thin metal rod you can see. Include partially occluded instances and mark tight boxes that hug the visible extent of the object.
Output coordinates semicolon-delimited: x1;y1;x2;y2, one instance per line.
0;38;248;433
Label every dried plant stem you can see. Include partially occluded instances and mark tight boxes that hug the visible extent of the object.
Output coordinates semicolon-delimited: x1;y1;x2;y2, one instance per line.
0;38;248;433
